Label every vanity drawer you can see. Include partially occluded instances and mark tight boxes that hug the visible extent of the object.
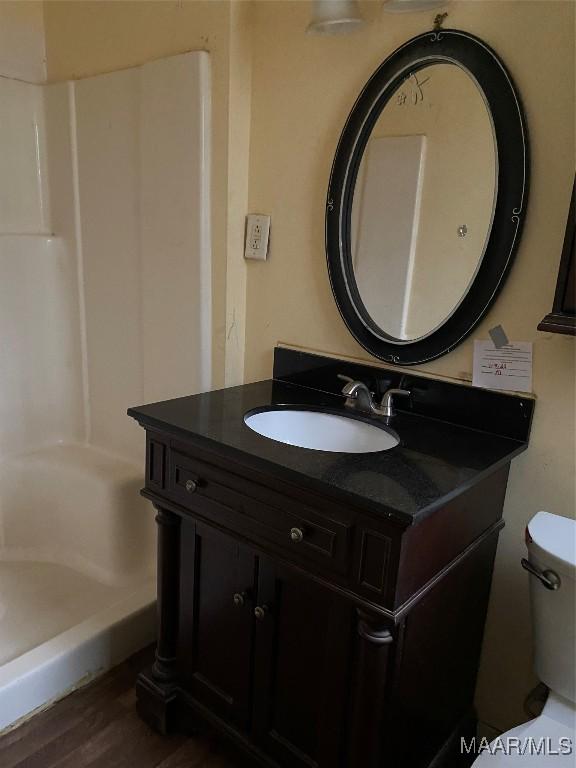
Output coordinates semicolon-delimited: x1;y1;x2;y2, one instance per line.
165;448;352;575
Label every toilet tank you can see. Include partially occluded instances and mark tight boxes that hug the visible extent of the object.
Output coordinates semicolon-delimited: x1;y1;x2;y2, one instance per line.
526;511;576;703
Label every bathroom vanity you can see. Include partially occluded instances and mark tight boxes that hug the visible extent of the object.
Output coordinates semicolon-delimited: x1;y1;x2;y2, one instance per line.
127;26;533;767
128;349;533;768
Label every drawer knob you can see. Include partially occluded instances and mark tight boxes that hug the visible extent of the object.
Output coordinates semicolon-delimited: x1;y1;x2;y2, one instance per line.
254;604;269;621
233;592;247;607
185;479;197;493
290;527;304;543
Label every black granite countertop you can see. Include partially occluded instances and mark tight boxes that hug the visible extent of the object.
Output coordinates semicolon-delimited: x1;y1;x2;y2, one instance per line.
128;363;532;527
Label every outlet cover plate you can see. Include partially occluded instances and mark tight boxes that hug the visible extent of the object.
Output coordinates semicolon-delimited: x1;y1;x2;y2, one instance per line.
245;214;270;260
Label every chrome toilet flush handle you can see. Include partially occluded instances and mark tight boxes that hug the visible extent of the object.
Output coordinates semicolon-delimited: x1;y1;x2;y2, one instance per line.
521;558;561;590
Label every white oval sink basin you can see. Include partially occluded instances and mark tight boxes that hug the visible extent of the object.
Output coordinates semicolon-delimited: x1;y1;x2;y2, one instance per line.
244;409;399;453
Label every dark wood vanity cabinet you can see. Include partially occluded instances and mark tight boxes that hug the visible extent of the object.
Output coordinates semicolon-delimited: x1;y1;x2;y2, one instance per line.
178;521;255;731
133;427;510;768
177;517;352;768
252;557;353;768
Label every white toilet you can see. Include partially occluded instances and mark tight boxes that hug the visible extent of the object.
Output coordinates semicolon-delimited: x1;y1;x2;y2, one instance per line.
473;511;575;766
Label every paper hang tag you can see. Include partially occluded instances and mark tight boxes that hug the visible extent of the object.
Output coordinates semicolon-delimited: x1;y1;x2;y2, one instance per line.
472;340;533;393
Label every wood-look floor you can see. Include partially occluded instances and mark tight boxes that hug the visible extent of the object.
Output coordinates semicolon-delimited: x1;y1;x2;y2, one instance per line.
0;647;239;768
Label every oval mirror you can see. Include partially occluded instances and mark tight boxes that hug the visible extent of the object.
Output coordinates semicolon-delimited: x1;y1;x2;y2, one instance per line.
326;30;529;365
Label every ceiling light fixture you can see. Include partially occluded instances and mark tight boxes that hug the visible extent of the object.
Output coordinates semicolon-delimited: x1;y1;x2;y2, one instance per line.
306;0;365;36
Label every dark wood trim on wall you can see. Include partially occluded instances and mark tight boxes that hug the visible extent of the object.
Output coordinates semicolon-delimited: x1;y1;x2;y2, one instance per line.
539;176;576;335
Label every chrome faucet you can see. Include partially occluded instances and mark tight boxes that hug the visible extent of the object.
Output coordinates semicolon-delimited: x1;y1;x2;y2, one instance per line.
338;375;410;420
338;376;375;413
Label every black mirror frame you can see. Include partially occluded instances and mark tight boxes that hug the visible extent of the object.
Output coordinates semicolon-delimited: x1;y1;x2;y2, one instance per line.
326;29;529;365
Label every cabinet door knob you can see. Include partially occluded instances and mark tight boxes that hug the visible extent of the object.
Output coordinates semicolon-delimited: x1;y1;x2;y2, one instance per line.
233;592;247;607
290;527;304;543
254;604;269;621
185;479;197;493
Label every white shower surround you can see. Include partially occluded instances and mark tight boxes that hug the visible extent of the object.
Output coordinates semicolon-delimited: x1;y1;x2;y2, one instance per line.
0;52;211;730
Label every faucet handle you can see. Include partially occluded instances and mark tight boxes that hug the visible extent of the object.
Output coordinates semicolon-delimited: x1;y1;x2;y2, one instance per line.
337;374;355;396
380;388;411;418
384;387;410;398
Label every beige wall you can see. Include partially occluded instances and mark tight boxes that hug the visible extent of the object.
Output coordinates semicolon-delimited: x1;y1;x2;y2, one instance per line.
0;1;46;82
41;0;575;732
44;0;251;389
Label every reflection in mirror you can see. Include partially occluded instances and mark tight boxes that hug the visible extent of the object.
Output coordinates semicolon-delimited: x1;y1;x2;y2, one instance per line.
350;63;497;341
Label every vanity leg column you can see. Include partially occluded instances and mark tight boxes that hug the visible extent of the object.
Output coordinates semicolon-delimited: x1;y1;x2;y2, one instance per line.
136;505;181;734
152;506;181;682
347;609;395;768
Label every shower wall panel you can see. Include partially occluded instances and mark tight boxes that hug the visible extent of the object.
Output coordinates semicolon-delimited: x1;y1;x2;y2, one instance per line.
0;77;83;459
0;54;211;464
0;77;48;234
0;236;82;458
73;52;212;461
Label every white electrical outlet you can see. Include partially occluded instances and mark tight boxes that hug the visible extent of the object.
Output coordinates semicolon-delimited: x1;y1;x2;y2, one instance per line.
244;214;270;260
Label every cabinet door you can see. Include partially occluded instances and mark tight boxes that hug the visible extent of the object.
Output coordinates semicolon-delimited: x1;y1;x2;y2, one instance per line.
178;519;257;730
252;557;353;768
